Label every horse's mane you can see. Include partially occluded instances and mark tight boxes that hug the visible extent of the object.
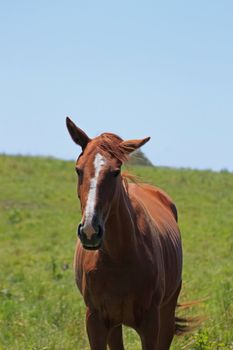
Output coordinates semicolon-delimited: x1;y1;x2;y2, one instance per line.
121;171;140;193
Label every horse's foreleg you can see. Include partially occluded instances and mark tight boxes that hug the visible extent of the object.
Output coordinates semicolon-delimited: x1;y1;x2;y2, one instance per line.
107;325;125;350
137;307;160;350
86;308;108;350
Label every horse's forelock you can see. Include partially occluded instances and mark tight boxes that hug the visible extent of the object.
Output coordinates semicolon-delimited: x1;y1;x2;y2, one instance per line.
95;133;129;163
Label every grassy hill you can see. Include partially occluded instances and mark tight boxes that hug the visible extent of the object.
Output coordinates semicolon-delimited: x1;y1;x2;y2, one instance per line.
0;154;232;350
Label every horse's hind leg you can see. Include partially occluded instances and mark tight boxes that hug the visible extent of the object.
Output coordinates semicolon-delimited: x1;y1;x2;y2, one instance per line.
107;325;125;350
157;283;181;350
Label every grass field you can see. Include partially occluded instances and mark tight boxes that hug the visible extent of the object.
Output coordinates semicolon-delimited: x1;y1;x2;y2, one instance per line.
0;154;233;350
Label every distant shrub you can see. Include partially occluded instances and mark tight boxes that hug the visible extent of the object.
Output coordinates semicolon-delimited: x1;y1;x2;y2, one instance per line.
128;150;153;166
220;168;230;173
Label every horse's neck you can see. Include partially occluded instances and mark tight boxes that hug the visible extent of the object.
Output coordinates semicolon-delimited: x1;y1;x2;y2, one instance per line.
102;181;137;261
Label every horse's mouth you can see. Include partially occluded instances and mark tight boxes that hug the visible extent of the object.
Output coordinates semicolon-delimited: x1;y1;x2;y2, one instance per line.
82;242;102;250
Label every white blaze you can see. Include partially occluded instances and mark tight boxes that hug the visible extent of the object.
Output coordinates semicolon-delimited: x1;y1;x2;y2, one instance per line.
83;153;106;232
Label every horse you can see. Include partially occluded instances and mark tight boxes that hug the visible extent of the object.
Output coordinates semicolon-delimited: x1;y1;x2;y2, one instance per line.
66;117;185;350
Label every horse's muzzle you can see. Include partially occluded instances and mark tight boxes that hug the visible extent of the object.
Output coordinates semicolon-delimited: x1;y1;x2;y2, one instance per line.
77;223;103;250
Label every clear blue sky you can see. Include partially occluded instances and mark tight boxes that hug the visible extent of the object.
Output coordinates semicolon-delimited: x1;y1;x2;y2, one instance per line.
1;1;233;171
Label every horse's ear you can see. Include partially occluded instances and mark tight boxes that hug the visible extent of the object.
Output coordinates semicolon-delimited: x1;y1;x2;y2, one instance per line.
66;117;90;150
120;137;151;154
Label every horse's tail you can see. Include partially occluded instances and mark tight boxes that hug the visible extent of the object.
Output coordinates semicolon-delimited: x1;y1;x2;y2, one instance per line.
175;301;204;336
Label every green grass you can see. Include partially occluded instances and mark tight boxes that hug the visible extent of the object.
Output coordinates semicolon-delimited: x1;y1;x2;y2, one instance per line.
0;154;232;349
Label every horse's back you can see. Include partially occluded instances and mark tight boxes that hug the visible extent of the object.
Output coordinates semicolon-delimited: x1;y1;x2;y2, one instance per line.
128;183;182;299
129;183;178;224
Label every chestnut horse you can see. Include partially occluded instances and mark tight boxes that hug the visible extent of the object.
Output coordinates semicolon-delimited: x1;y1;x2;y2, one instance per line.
66;117;183;350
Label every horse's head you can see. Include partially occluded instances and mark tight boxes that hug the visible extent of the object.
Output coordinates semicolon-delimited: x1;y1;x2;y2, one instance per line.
66;117;150;250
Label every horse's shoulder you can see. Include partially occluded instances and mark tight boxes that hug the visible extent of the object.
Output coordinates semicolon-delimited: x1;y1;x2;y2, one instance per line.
128;183;178;222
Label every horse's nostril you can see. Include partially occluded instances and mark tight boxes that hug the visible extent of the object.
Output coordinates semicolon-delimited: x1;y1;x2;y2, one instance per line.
97;225;103;239
77;223;83;238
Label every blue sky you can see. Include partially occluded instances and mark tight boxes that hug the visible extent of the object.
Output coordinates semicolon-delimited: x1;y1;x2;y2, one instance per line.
0;1;233;171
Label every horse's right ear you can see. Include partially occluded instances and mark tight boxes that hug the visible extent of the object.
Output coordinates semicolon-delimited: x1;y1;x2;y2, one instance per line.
66;117;90;150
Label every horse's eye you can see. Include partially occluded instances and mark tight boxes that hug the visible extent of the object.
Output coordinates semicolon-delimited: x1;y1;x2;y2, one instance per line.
75;167;82;176
112;169;120;177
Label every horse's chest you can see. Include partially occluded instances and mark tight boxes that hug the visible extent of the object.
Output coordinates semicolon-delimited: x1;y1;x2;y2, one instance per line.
83;266;155;326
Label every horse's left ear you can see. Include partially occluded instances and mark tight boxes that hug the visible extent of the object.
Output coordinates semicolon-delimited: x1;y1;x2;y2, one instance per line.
120;137;151;154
